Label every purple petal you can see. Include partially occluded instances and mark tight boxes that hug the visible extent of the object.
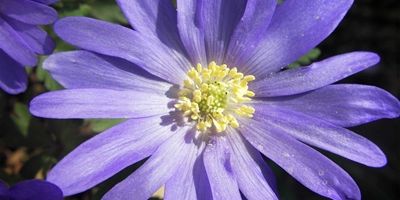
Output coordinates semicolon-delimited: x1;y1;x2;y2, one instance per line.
0;17;37;66
177;0;207;66
202;0;247;64
43;50;172;91
102;128;191;200
0;180;9;198
54;16;189;85
253;105;387;167
203;136;241;199
256;84;400;127
238;117;361;199
3;15;55;55
9;180;62;200
116;0;190;71
242;0;354;76
164;136;212;200
224;0;277;67
47;116;175;196
0;0;58;25
252;52;379;97
0;50;28;94
29;0;60;5
225;128;279;199
29;89;171;119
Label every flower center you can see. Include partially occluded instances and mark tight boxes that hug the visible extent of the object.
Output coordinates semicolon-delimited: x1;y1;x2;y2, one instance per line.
175;61;256;132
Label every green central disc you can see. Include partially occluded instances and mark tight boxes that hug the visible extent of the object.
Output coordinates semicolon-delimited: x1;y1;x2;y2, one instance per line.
198;81;228;113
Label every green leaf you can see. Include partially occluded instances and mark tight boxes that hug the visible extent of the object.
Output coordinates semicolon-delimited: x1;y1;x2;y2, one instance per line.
286;48;321;69
297;48;321;65
10;103;32;137
171;0;177;8
84;119;127;133
90;2;128;24
25;67;33;74
57;4;92;18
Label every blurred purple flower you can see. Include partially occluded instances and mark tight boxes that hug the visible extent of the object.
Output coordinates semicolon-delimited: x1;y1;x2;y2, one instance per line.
0;0;59;94
0;179;62;200
30;0;400;199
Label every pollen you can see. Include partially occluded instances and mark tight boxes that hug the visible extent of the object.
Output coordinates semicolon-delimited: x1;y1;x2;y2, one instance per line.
174;61;256;132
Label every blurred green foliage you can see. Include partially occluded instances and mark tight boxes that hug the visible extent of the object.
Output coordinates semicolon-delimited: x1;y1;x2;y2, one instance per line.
84;119;126;133
286;48;321;69
10;103;31;137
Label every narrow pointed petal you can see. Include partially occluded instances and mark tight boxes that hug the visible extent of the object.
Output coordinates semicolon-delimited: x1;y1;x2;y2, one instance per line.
4;15;55;55
102;128;190;200
116;0;173;38
9;180;62;200
252;52;379;97
256;84;400;127
0;50;27;94
226;128;279;200
164;132;212;200
116;0;190;72
238;117;361;200
43;51;172;92
0;17;37;66
203;136;241;199
242;0;353;76
0;0;58;25
47;116;175;196
252;105;387;167
202;0;247;64
0;180;9;198
224;0;277;67
54;17;188;84
30;89;171;119
177;0;207;66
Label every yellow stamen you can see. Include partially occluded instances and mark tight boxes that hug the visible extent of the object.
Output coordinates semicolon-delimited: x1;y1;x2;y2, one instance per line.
197;63;202;72
184;79;192;89
174;62;256;132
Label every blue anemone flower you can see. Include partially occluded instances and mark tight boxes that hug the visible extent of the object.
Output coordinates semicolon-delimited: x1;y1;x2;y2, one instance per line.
0;0;59;94
0;179;62;200
30;0;400;199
